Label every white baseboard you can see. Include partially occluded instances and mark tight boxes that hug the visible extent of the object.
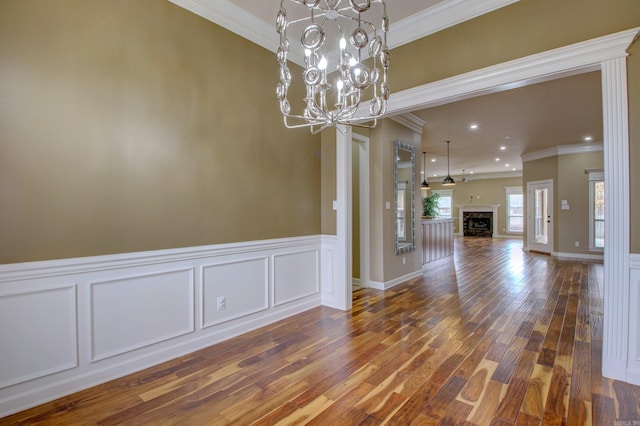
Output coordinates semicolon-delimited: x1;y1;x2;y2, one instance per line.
552;251;604;261
0;236;324;417
369;269;423;290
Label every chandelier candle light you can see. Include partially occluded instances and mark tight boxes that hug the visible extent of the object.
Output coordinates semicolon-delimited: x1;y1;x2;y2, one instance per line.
276;0;390;133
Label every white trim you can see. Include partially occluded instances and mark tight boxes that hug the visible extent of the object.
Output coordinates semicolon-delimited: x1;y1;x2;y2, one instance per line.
368;269;423;291
169;0;519;67
167;0;286;60
601;55;632;381
552;252;604;261
389;0;520;50
521;142;604;163
352;132;371;290
526;180;554;254
389;113;425;135
431;170;522;182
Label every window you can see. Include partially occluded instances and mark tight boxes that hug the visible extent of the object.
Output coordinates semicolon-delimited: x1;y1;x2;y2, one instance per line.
431;189;453;218
587;169;604;250
505;186;524;233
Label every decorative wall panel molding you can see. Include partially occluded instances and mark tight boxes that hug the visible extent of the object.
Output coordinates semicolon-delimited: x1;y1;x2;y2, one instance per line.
273;250;319;306
90;269;195;362
0;285;77;389
0;236;323;417
201;257;269;328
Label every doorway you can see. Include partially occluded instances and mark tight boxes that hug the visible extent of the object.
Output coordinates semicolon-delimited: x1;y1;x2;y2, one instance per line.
527;180;554;254
352;132;370;291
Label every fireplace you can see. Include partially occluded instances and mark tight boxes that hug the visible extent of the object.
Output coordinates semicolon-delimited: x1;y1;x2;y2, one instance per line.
463;212;493;237
457;204;500;238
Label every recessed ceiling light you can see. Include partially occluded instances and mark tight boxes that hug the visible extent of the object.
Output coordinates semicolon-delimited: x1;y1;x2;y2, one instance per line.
495;158;500;162
469;171;474;175
505;136;511;139
500;146;506;150
433;174;438;177
431;158;436;162
512;168;517;171
584;136;593;141
470;124;478;130
505;163;510;167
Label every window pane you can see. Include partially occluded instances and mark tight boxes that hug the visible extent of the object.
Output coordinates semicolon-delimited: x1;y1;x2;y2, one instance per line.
594;182;604;220
593;180;604;248
506;192;523;233
437;196;452;218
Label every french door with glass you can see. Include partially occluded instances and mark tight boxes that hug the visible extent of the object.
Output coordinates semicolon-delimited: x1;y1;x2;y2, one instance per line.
527;180;554;254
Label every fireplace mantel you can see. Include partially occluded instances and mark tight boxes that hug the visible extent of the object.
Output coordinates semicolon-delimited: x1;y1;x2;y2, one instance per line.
456;204;500;237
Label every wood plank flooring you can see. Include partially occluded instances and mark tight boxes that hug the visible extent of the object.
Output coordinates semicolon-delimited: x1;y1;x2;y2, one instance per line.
3;237;640;425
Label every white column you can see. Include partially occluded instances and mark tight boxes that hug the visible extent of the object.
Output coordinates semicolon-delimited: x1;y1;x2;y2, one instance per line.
601;56;632;381
334;124;353;311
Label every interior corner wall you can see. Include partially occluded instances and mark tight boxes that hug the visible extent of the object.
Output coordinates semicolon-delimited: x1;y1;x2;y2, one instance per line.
557;151;604;254
0;0;321;264
321;129;337;236
369;119;422;284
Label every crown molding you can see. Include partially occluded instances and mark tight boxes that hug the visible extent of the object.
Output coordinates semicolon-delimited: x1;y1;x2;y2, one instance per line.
389;113;425;134
427;170;522;182
169;0;519;62
521;142;604;163
168;0;280;53
388;0;520;49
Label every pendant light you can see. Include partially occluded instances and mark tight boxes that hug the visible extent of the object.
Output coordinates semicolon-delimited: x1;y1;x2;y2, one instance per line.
276;0;390;134
421;151;430;197
442;140;456;186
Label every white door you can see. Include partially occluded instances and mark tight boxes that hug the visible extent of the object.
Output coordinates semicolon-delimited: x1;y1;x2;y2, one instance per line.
527;180;554;254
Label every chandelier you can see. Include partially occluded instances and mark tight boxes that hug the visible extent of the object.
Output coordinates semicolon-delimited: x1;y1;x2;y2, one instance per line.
276;0;390;133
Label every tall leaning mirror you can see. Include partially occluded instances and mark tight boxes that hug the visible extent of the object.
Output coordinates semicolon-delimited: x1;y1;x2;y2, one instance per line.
394;140;416;254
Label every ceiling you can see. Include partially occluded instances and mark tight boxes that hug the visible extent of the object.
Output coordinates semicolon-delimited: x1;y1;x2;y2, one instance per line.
170;0;604;179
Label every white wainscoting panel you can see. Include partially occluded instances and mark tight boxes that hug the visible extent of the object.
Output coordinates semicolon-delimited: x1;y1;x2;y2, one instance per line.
0;236;324;417
0;285;77;389
202;258;268;328
273;250;319;306
90;269;195;362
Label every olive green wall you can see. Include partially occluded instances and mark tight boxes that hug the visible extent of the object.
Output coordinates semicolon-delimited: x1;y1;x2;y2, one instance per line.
427;177;523;236
557;152;604;254
392;0;640;91
0;0;321;264
321;129;337;236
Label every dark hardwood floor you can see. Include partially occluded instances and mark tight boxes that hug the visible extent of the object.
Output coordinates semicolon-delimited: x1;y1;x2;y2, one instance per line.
2;237;639;425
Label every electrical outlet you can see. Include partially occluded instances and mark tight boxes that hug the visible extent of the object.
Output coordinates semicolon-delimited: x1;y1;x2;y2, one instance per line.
575;241;580;247
217;296;226;310
402;256;406;265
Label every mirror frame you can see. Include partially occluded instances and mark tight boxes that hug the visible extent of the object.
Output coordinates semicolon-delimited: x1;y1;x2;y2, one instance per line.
393;140;416;255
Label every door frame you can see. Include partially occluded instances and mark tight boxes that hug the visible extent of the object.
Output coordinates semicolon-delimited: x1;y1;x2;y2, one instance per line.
352;132;371;289
526;179;554;254
333;28;638;382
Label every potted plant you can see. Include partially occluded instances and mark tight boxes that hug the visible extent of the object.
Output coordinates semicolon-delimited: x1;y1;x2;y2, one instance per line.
422;193;440;219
